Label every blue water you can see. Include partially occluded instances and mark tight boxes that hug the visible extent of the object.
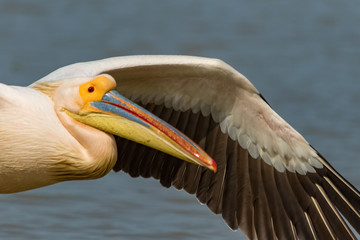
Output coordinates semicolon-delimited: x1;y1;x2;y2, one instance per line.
1;0;360;239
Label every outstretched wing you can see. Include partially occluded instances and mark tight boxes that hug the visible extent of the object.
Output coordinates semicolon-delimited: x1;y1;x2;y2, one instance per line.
37;55;360;239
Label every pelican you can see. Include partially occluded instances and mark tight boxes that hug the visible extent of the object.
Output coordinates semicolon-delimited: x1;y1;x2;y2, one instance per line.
0;55;359;239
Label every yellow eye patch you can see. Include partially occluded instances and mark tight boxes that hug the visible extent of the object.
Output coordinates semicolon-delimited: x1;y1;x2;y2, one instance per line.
79;75;116;104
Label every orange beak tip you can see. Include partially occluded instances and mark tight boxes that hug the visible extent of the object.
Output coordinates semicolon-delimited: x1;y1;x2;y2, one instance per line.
209;160;217;172
212;163;217;172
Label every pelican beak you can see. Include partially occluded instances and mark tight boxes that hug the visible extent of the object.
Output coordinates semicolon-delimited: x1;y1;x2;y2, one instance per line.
66;90;217;172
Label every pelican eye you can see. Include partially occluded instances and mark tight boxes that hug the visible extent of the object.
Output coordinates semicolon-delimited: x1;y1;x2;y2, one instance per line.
88;86;95;93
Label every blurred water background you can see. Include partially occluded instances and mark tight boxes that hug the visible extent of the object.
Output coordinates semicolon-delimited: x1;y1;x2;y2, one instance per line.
0;0;360;239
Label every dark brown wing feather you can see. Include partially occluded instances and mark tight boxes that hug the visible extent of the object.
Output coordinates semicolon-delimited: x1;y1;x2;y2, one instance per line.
113;103;360;240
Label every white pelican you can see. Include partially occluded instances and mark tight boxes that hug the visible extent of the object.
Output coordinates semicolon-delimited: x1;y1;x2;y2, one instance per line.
0;55;359;239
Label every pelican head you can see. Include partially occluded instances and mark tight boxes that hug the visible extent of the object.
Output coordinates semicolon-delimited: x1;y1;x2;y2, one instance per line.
52;74;216;172
63;74;216;171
